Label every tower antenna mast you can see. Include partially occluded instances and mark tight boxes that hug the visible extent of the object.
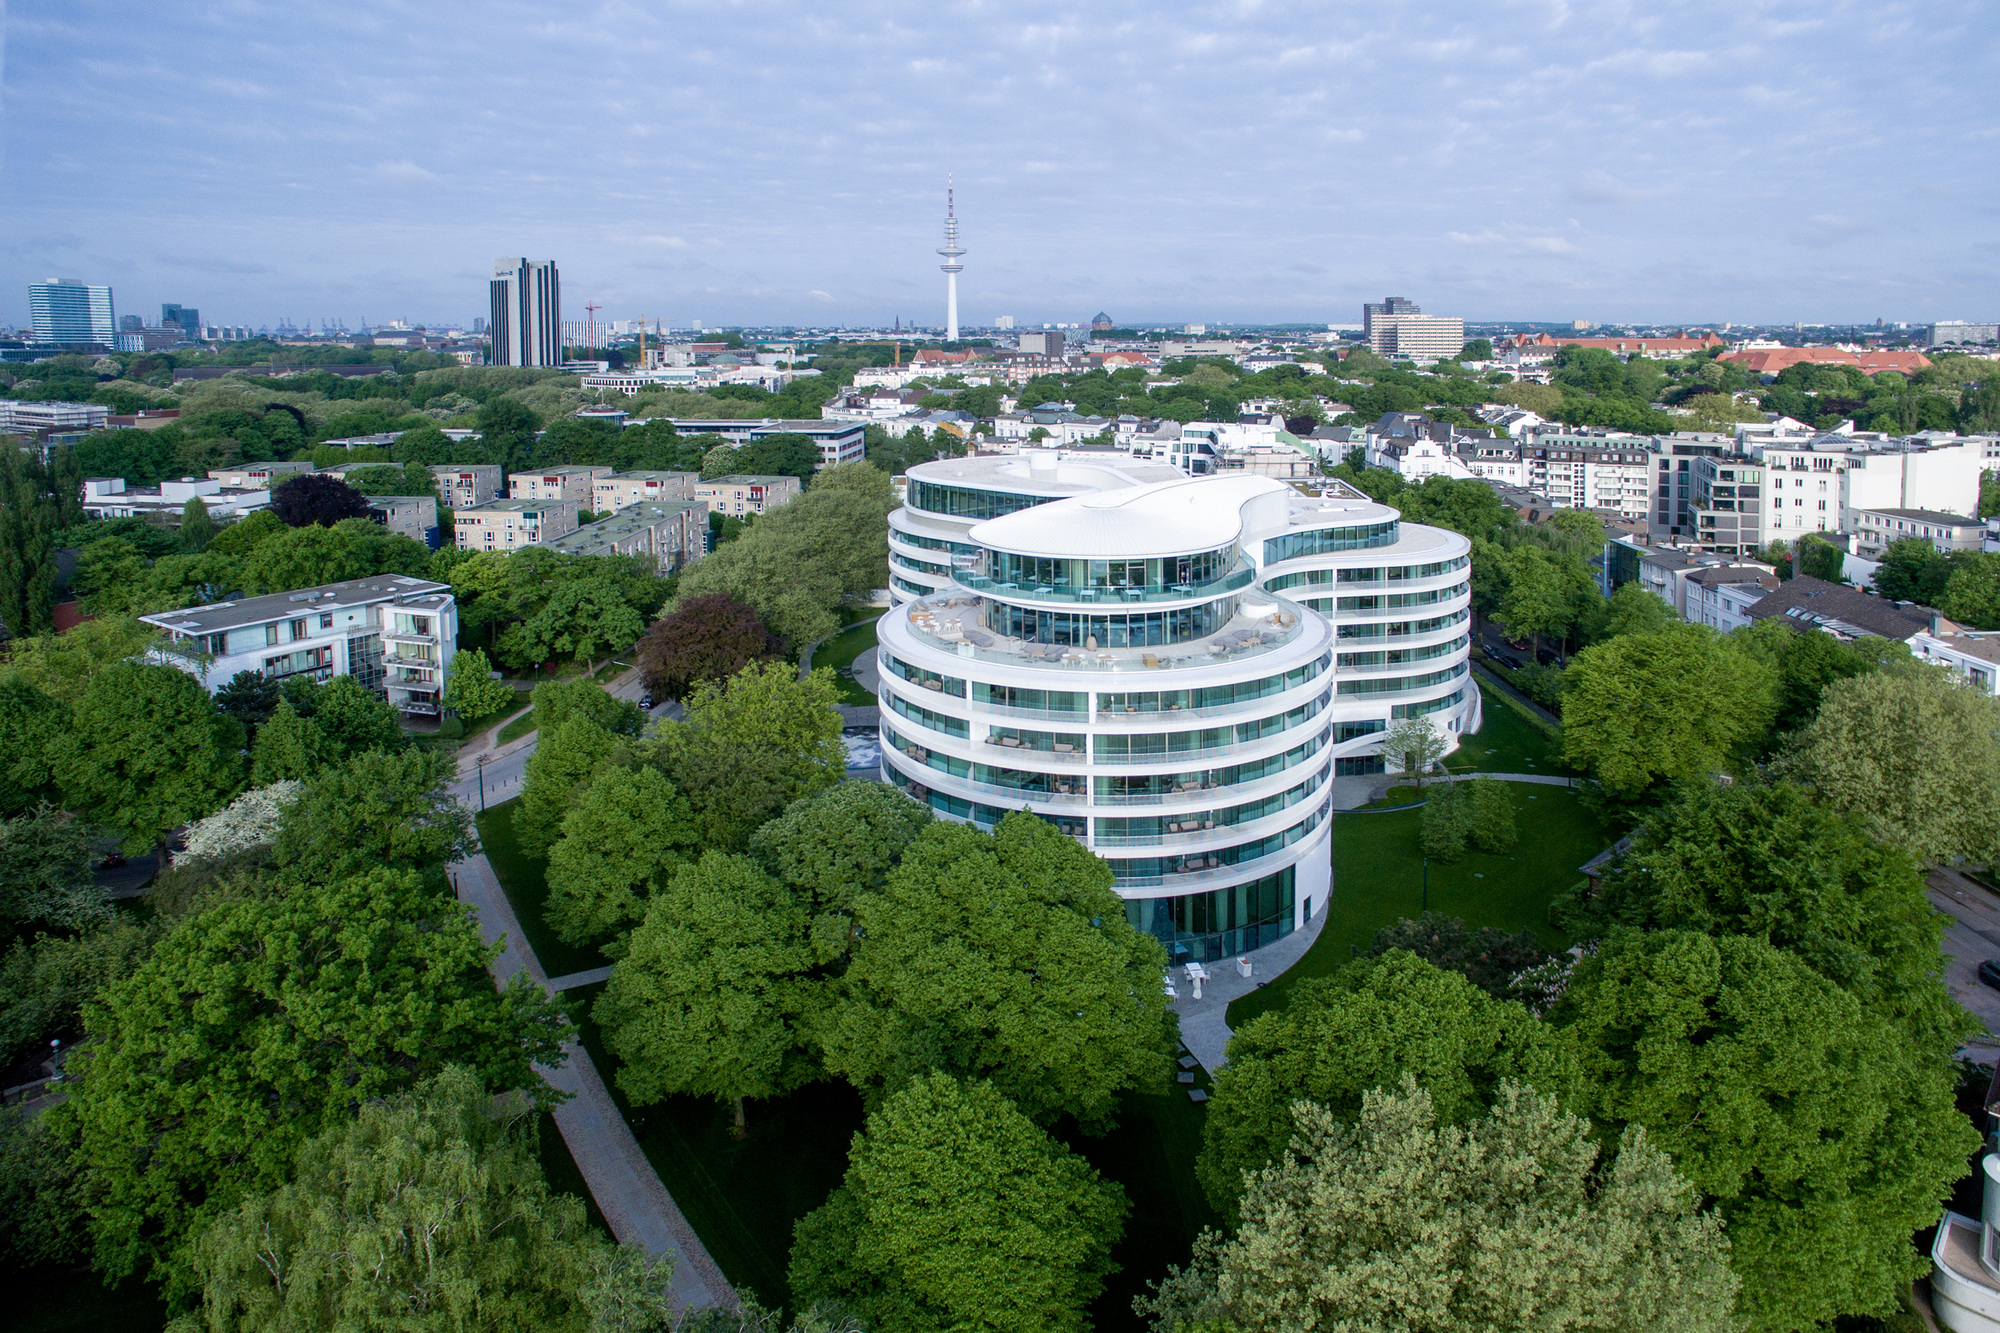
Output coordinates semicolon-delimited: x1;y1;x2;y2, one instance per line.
936;174;966;343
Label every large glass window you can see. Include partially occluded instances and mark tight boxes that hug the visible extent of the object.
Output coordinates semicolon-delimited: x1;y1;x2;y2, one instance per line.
973;682;1086;717
1338;663;1467;696
1263;521;1398;563
906;479;1052;520
1334;580;1470;612
890;550;952;577
1264;555;1466;592
1107;805;1325;887
986;547;1234;593
1097;764;1328;842
1094;733;1325;801
885;693;969;738
990;599;1230;649
880;653;966;697
886;770;1087;838
1126;867;1296;963
1094;694;1326;761
1098;653;1330;715
1338;634;1467;669
1336;609;1467;639
1392;688;1465;719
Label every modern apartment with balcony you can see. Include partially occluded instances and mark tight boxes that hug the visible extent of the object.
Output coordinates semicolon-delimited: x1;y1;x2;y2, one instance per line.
138;575;457;716
876;454;1476;965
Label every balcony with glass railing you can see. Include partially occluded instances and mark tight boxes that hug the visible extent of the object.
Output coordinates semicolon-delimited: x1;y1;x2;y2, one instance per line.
899;590;1312;674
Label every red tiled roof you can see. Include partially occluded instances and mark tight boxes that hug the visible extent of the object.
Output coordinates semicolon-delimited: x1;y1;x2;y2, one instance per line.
1505;333;1723;354
1718;348;1932;376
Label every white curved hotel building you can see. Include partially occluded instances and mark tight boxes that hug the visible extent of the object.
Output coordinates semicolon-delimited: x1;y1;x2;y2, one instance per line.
879;453;1479;964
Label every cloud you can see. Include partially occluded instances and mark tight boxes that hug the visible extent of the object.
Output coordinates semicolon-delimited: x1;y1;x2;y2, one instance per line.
373;160;439;186
637;234;691;250
807;290;834;302
1788;214;1869;248
1447;230;1578;256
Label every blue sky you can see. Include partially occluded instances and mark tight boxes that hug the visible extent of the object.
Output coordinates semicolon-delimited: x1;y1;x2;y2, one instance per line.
3;1;1996;330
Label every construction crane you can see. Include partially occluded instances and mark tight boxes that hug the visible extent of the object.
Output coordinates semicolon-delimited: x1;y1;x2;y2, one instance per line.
584;301;601;354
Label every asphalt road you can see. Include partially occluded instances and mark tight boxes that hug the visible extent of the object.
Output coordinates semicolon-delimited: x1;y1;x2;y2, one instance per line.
1927;866;2000;1046
447;664;673;812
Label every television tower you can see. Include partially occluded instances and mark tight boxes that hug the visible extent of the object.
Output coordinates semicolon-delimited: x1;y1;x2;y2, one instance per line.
937;175;965;342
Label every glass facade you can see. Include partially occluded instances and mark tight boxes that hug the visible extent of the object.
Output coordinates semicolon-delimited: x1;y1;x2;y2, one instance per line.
1263;521;1399;564
880;653;966;696
1338;662;1468;696
1094;733;1326;800
906;480;1053;520
1096;765;1328;842
1094;694;1326;761
1264;555;1467;592
885;693;969;738
1337;609;1467;639
991;598;1231;648
1392;687;1465;719
1127;867;1296;963
1332;580;1470;613
973;682;1087;717
1097;652;1330;715
1337;634;1468;668
986;548;1234;592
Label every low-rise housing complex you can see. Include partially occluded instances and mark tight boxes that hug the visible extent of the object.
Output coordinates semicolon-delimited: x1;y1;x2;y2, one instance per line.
666;418;865;469
548;500;706;574
453;498;580;551
366;496;441;549
207;460;315;489
428;464;503;509
694;474;801;517
81;475;273;522
1850;507;1989;557
138;574;457;717
593;470;699;512
507;465;613;505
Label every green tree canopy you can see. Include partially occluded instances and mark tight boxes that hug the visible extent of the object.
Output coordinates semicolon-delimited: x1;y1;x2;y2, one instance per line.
638;591;785;700
1197;951;1583;1219
650;664;846;850
790;1073;1127;1333
441;647;514;720
1144;1079;1739;1333
50;660;243;853
55;868;566;1289
274;748;475;883
748;781;933;965
821;813;1174;1130
1556;929;1977;1331
1561;621;1777;798
596;850;815;1130
544;766;699;946
174;1065;672;1333
0;678;67;817
239;518;429;593
1781;666;2000;864
1728;618;1912;737
517;715;624;858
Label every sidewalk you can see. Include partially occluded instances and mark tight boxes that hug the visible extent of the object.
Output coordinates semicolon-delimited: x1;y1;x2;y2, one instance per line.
450;852;735;1312
1171;907;1328;1072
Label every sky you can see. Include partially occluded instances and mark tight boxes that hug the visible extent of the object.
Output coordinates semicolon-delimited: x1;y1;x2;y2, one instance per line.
3;0;1997;331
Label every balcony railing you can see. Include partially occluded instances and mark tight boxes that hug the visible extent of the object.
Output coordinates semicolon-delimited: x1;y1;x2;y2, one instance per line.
953;561;1256;607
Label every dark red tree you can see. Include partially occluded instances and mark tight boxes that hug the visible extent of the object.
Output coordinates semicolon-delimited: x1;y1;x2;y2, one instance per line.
637;593;784;700
270;473;373;528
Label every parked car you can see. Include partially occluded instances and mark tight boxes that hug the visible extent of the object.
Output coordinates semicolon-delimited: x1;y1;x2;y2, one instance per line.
639;695;655;710
1489;651;1522;670
1979;959;2000;992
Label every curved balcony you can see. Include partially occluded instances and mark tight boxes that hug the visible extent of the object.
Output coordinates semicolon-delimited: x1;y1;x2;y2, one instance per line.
899;590;1314;675
1109;822;1329;890
954;560;1257;608
882;748;1091;806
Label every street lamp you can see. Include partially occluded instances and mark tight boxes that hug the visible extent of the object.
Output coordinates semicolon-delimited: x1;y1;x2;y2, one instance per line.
476;753;488;812
1422;854;1430;915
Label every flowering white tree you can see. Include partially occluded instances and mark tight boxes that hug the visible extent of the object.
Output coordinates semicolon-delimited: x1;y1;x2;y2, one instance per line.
178;781;302;866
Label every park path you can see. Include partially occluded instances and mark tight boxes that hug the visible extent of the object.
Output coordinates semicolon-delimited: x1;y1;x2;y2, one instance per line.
450;852;735;1313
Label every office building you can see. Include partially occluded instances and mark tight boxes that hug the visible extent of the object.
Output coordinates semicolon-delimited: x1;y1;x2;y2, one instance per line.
1369;314;1465;360
507;465;612;505
428;464;504;509
1018;331;1065;357
1928;322;1998;346
593;471;699;513
488;258;561;367
693;474;801;517
877;454;1476;963
453;498;580;551
161;304;201;337
665;418;865;469
1361;296;1420;344
139;575;456;717
548;500;706;575
0;400;109;435
81;476;273;522
28;279;116;347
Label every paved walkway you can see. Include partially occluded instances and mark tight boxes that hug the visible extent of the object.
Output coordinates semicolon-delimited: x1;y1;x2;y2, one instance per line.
450;852;734;1313
1171;907;1328;1072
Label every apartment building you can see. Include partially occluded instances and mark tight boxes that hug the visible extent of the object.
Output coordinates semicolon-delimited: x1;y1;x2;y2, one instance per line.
548;500;706;575
428;464;503;509
665;418;865;469
207;460;316;489
507;465;613;505
593;471;698;513
453;498;581;551
1683;565;1781;633
1603;538;1777;617
1519;437;1651;522
1850;507;1988;557
81;475;272;522
694;474;801;517
138;574;457;716
367;496;441;549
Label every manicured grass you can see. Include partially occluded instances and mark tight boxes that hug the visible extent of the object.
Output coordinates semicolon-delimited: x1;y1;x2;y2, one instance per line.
570;985;1217;1326
814;613;882;706
1227;784;1617;1030
496;706;540;747
472;797;608;978
1444;683;1572;777
462;689;534;746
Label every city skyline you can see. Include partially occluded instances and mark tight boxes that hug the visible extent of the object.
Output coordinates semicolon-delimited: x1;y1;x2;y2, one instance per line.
3;2;1997;331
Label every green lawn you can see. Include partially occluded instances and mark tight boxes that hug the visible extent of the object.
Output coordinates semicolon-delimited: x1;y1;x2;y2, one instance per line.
814;613;882;706
496;706;540;747
464;689;534;746
473;797;608;978
567;983;1215;1328
1227;784;1617;1030
1443;683;1572;776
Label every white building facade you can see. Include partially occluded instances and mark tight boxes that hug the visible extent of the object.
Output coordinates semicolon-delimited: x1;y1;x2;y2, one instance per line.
877;455;1476;963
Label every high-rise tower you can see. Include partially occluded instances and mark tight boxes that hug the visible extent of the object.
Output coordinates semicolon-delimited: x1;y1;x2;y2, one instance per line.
488;258;561;367
936;177;965;342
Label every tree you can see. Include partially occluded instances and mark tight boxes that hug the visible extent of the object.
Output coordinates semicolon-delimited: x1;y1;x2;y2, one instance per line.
0;678;67;818
822;814;1174;1130
1362;912;1547;1001
653;664;846;850
248;698;333;784
596;852;814;1132
529;676;646;738
638;592;785;700
1495;546;1574;659
49;661;242;854
1145;1080;1738;1333
1419;777;1470;861
54;867;567;1288
1561;621;1777;798
1940;552;2000;630
1872;536;1952;605
269;473;372;527
441;647;513;720
1556;780;1966;1053
1582;580;1673;644
517;715;623;858
175;1066;673;1333
1465;776;1518;852
0;803;107;938
0;444;80;639
179;496;216;550
1782;666;2000;864
178;781;302;868
789;1073;1127;1333
3;613;166;704
497;576;646;673
545;766;699;946
240;518;429;592
1197;951;1583;1218
1557;929;1977;1332
1381;715;1446;790
1795;533;1846;582
749;782;933;964
212;670;279;737
289;672;407;758
1728;618;1911;736
274;748;475;882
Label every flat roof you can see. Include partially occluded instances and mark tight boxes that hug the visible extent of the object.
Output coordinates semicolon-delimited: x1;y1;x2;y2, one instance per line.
548;501;702;550
507;465;606;476
699;474;798;486
602;470;699;482
1855;507;1981;525
458;498;575;513
138;575;450;634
